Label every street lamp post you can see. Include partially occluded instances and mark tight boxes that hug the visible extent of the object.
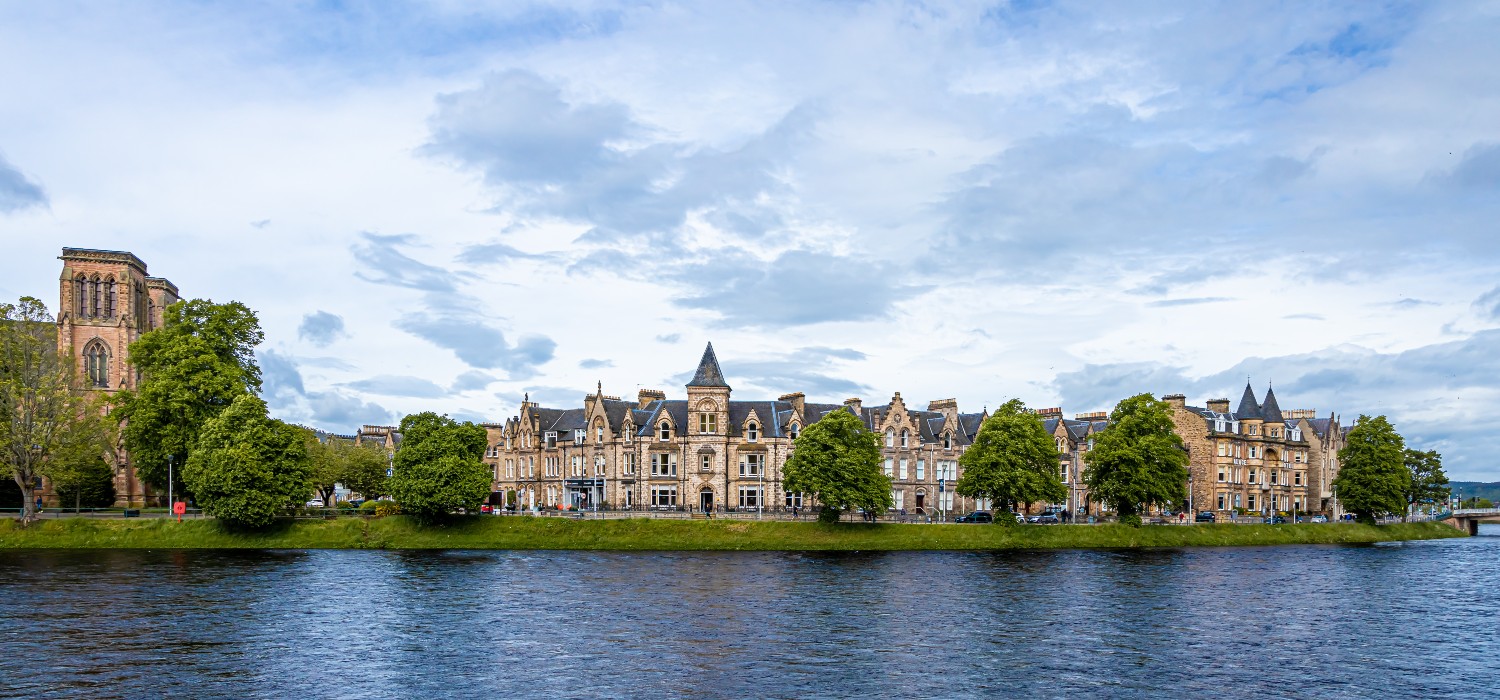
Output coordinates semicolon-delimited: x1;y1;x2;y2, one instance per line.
167;455;174;513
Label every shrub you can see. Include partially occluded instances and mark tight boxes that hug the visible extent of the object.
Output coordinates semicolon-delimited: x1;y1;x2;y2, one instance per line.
374;501;402;517
1120;513;1144;528
359;500;379;513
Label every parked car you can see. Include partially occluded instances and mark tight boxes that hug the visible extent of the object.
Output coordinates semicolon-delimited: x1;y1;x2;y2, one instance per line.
1195;511;1216;522
1264;515;1288;524
956;511;993;524
1034;513;1060;525
1026;514;1041;523
480;505;493;514
1310;515;1329;523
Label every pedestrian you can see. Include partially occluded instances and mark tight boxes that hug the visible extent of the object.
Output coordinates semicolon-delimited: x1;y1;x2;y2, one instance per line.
35;496;43;516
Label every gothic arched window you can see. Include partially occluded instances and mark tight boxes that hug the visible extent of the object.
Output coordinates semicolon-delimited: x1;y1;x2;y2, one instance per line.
746;422;759;442
659;421;671;441
74;275;87;317
90;276;102;317
84;340;110;388
104;278;116;317
900;429;910;448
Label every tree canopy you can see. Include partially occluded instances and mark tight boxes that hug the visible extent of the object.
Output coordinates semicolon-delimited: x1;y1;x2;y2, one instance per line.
955;399;1066;516
118;299;264;496
46;394;120;511
182;393;311;529
1334;415;1408;523
1081;393;1189;525
1403;448;1450;518
782;407;890;523
306;433;390;505
1;297;96;523
388;412;490;522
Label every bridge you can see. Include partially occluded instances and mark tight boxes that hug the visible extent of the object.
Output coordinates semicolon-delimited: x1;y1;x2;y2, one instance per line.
1440;508;1500;535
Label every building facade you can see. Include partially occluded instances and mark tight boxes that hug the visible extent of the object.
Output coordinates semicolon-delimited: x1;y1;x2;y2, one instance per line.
1166;385;1342;518
484;343;993;515
53;248;179;506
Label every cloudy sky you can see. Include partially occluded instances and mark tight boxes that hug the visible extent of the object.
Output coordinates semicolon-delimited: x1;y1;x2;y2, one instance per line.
1;1;1497;480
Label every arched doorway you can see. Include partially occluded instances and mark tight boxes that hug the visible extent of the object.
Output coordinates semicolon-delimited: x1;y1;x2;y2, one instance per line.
699;488;714;513
914;488;926;514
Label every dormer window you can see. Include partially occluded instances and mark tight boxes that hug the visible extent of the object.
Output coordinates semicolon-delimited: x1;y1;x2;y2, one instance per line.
574;431;585;446
1215;420;1225;432
659;422;671;441
545;432;557;449
900;429;909;448
1290;429;1301;441
942;432;952;450
789;423;800;440
747;422;759;442
624;425;633;444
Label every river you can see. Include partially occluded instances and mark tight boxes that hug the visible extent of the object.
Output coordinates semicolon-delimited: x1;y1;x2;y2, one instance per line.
2;525;1497;699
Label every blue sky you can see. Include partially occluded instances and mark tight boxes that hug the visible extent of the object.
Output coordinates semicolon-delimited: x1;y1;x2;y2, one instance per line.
2;1;1498;479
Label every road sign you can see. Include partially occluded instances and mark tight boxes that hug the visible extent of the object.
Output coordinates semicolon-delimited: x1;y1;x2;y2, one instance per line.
938;479;945;493
172;501;186;522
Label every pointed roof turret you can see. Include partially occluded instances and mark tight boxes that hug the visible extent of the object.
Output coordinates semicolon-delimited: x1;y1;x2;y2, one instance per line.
686;342;730;389
1236;383;1262;420
1260;384;1283;423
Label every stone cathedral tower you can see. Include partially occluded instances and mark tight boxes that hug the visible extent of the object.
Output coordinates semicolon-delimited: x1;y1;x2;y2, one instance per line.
55;248;179;505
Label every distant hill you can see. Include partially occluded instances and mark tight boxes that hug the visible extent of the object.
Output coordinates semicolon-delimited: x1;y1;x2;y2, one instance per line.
1450;482;1500;503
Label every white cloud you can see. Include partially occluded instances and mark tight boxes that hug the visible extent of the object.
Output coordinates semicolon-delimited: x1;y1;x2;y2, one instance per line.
3;1;1499;479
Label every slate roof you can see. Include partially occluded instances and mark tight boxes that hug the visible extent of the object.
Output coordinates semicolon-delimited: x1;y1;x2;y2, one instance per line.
687;342;730;388
1236;383;1262;421
1260;386;1284;423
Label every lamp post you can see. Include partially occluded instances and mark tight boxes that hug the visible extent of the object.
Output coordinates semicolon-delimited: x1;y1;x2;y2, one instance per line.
167;455;174;513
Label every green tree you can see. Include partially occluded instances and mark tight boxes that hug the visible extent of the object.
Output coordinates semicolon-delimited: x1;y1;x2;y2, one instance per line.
1;297;93;524
955;399;1067;519
1081;393;1189;527
341;441;391;501
388;412;490;522
46;395;119;512
1403;448;1450;519
182;393;311;529
305;433;390;505
782;408;890;523
117;299;264;498
1333;415;1408;524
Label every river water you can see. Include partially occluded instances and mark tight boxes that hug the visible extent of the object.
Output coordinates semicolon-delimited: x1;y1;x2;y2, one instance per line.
2;526;1497;699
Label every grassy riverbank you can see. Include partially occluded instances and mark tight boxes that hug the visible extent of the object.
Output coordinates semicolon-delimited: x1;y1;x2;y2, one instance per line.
0;516;1465;551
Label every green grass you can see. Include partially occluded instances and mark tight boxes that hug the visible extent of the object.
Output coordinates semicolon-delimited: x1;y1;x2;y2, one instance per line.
0;516;1466;551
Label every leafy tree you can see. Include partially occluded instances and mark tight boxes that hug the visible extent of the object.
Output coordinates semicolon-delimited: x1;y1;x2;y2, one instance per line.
306;433;390;505
1333;415;1408;524
388;412;490;522
1403;448;1450;519
955;399;1067;518
341;441;391;501
183;393;311;529
782;407;890;523
117;299;264;497
1081;393;1189;527
47;395;120;512
1;297;93;524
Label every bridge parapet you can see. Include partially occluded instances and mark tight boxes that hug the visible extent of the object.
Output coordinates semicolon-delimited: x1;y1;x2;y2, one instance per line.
1446;508;1500;535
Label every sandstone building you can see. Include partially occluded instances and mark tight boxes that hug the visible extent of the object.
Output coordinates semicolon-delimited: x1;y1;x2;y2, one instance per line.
53;248;179;506
1166;385;1345;518
484;343;993;515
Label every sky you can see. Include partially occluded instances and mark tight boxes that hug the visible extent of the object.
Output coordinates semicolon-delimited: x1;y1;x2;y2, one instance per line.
1;1;1498;480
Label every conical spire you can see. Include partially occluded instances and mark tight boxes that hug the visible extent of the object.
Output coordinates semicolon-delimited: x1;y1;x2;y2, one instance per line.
687;342;730;388
1236;382;1262;420
1260;384;1283;423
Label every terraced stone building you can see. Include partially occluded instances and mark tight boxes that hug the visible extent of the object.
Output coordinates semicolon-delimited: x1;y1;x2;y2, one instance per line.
483;343;992;515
